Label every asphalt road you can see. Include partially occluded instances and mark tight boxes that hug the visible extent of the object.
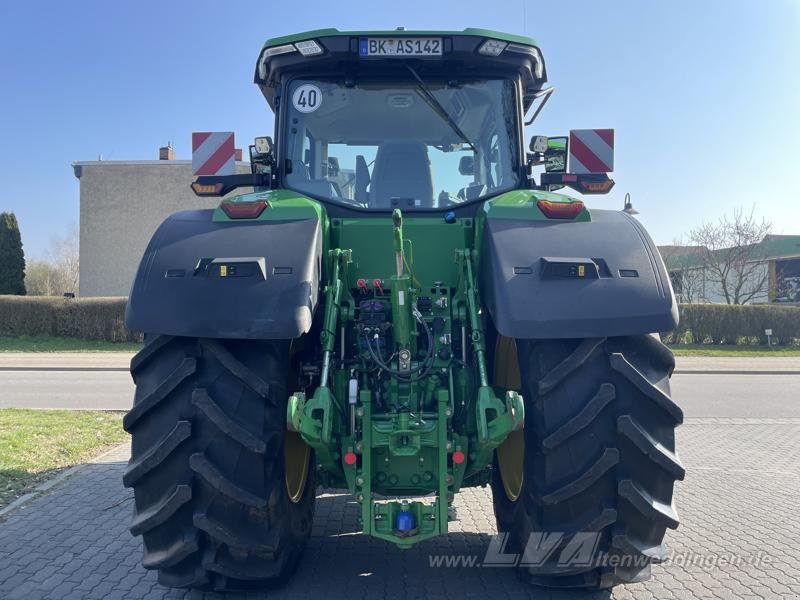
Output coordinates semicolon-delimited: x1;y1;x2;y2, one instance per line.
671;374;800;418
0;370;799;418
0;371;134;411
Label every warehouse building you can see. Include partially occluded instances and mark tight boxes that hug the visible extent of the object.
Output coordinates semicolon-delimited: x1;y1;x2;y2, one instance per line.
73;146;249;297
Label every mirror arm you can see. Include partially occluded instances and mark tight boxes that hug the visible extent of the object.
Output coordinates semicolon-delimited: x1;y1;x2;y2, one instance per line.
526;152;545;166
524;87;555;126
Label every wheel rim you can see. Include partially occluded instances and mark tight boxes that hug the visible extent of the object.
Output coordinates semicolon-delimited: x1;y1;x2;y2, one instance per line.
493;335;524;501
284;430;311;504
496;430;524;501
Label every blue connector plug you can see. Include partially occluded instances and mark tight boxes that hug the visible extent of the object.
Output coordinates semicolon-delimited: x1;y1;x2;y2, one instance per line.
396;509;416;532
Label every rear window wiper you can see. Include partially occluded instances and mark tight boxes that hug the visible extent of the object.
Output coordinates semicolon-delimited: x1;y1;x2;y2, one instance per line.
405;65;477;155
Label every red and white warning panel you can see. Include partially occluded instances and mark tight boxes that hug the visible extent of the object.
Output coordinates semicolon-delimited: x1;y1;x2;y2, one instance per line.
569;129;614;174
192;132;236;176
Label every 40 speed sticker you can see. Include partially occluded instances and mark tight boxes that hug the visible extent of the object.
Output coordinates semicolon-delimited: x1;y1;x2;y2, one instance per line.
293;84;322;113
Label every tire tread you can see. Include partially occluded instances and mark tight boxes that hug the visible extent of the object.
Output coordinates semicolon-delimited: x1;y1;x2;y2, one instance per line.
491;335;682;589
124;336;314;592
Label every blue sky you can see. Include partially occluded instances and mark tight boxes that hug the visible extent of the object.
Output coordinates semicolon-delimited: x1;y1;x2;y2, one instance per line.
1;0;797;258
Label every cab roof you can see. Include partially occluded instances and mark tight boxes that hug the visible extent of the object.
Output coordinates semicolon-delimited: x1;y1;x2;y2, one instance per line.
256;28;547;113
262;28;539;50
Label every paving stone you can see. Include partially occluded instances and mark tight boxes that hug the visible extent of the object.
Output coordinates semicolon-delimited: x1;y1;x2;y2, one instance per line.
0;425;799;599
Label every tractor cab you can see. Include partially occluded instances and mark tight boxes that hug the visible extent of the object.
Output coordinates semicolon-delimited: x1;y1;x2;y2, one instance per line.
253;28;547;210
193;28;614;206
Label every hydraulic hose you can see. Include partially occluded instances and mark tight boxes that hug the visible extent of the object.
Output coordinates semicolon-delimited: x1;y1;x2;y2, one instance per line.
363;307;435;380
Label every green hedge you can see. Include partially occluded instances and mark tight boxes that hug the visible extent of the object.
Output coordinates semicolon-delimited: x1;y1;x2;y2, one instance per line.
665;303;800;346
0;296;140;342
1;296;797;346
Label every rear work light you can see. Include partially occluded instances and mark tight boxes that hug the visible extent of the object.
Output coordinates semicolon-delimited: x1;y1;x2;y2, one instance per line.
537;199;585;219
294;39;324;56
478;39;508;56
258;44;297;78
262;43;296;58
220;200;268;219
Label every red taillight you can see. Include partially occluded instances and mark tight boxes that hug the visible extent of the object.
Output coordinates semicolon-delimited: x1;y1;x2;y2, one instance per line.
536;199;585;219
452;450;465;464
220;200;268;219
344;451;358;465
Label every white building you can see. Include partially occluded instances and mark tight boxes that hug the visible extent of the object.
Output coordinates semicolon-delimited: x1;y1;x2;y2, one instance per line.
661;235;800;304
73;147;249;297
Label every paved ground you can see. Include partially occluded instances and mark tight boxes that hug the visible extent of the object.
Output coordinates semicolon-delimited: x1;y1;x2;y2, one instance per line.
670;374;800;418
1;420;799;600
0;371;134;410
673;356;800;373
2;370;799;415
0;353;135;370
1;377;799;598
3;353;800;372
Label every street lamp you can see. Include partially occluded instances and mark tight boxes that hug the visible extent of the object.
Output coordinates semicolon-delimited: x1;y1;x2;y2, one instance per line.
623;192;639;215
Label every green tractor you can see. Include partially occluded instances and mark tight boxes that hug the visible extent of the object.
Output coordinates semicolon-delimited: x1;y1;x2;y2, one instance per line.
123;28;683;592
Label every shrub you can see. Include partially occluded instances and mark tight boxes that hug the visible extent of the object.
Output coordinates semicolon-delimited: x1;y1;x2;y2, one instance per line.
0;296;796;346
664;303;800;346
0;296;140;342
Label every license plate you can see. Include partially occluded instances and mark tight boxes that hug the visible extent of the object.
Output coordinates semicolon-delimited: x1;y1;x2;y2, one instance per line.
359;37;442;57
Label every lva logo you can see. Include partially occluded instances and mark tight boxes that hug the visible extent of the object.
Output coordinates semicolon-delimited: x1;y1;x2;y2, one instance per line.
482;532;602;568
428;534;774;570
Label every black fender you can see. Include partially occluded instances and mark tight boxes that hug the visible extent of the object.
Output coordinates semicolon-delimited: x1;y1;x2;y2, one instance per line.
125;209;322;339
480;209;678;339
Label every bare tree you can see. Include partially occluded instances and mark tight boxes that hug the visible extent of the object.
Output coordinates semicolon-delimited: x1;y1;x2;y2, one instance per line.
660;237;707;303
687;208;771;304
24;225;79;296
51;225;79;295
25;261;63;295
678;267;706;303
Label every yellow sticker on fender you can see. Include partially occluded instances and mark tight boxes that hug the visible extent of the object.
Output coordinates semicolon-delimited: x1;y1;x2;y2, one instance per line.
220;265;228;277
578;265;585;277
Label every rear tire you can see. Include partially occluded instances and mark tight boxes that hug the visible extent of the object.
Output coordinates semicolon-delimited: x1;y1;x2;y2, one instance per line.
491;335;684;589
122;336;315;591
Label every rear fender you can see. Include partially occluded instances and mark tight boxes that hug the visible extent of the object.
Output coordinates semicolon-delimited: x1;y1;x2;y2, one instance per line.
125;209;322;339
480;207;678;339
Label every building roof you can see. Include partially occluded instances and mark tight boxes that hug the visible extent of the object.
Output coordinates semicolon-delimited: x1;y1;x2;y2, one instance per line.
658;245;706;257
757;235;800;259
660;234;800;270
73;160;193;167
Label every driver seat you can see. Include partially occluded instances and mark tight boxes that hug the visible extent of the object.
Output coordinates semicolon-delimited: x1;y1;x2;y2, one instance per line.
369;142;434;208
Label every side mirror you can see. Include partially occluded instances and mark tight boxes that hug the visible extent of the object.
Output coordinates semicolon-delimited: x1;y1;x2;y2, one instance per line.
250;136;275;177
327;157;340;177
544;136;568;173
458;155;474;176
538;130;615;195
